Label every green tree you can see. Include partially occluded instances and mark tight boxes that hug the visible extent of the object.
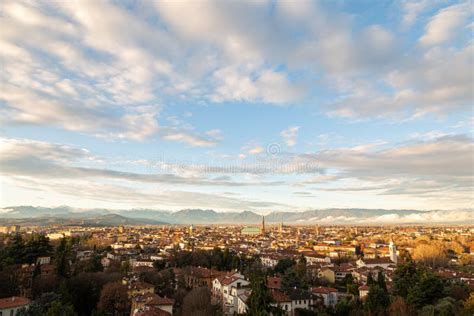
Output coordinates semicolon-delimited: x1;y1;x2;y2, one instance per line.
365;284;389;315
434;297;457;316
274;258;295;275
335;297;352;316
23;234;53;264
392;261;420;298
406;270;444;308
153;259;166;271
46;300;76;316
246;275;273;316
2;234;25;264
83;255;103;273
17;292;61;316
367;272;375;286
55;238;71;278
377;271;387;292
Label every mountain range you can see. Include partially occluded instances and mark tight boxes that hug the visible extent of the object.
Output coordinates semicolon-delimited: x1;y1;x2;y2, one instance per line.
0;206;472;226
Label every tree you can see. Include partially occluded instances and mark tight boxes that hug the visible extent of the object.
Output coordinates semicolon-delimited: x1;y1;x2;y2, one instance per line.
55;238;71;278
67;272;121;316
153;259;166;271
367;272;375;286
1;234;25;265
413;243;447;268
434;297;457;316
139;269;176;298
181;287;217;316
392;261;419;298
377;271;387;292
335;297;352;316
246;275;273;316
32;274;61;298
97;282;130;316
406;270;444;308
389;296;415;316
365;284;389;315
446;280;470;301
17;292;61;316
23;234;53;264
461;292;474;316
281;267;307;291
0;265;20;298
83;255;104;273
46;300;76;316
274;258;295;275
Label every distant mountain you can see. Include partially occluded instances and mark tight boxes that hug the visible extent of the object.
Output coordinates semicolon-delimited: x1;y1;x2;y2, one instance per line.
1;206;472;225
0;213;166;226
1;206;110;219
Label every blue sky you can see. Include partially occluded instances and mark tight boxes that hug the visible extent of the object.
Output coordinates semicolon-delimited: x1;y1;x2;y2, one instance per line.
0;0;473;218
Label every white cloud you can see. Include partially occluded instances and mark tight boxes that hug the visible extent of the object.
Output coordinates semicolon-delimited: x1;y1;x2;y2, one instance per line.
329;42;473;118
281;126;300;146
0;0;471;130
248;146;265;155
419;2;470;46
401;0;430;28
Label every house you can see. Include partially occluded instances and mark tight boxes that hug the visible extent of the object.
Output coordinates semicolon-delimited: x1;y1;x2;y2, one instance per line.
0;297;31;316
132;259;154;268
131;293;174;315
128;282;155;298
36;256;51;265
312;287;338;307
352;267;381;284
133;305;171;316
236;291;250;315
356;257;394;269
304;252;331;265
271;290;292;314
260;254;279;268
334;264;354;282
227;284;250;314
286;288;315;315
185;267;226;288
212;272;249;314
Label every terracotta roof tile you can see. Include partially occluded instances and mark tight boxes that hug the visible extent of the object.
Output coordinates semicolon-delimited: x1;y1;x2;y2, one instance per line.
0;297;30;309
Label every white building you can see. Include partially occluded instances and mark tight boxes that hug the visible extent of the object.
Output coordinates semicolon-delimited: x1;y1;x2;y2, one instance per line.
212;273;249;315
356;257;394;269
260;255;279;268
304;253;331;264
312;287;338;307
0;297;31;316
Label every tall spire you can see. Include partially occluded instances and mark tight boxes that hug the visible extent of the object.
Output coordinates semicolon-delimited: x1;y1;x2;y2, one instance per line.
389;238;397;264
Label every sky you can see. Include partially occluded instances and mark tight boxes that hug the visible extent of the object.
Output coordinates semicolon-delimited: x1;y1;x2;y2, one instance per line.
0;0;473;214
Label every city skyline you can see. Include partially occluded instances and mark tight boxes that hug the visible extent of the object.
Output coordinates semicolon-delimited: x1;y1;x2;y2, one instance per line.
1;0;473;218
